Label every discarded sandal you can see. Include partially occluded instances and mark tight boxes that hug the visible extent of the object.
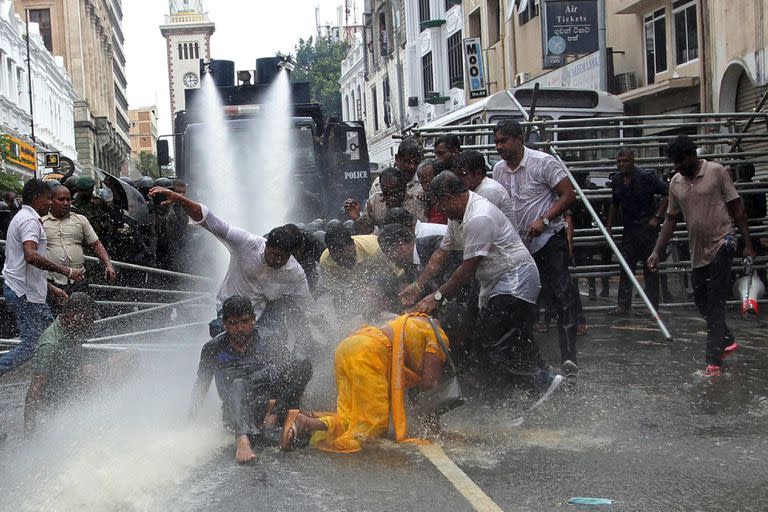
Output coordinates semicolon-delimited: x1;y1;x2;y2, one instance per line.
280;409;301;451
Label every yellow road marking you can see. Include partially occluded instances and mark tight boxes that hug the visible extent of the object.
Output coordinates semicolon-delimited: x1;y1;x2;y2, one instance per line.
418;443;505;512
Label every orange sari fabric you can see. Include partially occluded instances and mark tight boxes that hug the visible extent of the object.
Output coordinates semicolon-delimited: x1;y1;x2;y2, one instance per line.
312;314;448;453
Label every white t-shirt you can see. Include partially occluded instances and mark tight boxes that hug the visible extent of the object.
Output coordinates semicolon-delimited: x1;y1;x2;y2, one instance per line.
474;177;518;229
492;147;568;254
194;205;313;317
440;192;540;308
2;205;49;303
415;220;447;238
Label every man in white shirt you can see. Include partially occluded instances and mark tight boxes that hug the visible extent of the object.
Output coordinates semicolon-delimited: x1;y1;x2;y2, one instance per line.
0;179;85;377
453;150;517;228
149;187;314;338
404;173;561;391
492;120;579;373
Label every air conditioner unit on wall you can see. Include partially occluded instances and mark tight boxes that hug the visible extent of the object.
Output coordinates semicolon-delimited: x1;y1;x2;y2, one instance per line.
515;73;530;87
616;72;639;93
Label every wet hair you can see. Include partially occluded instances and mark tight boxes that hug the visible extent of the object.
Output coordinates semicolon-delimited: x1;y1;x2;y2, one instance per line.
455;150;488;175
172;179;187;190
396;138;423;161
666;135;698;163
428;170;467;201
416;158;438;176
379;167;408;188
433;159;455;175
494;119;524;138
266;226;296;254
324;226;354;251
377;223;416;254
435;134;461;152
222;295;255;321
22;179;49;204
616;147;636;159
281;223;303;251
52;184;70;196
384;207;415;227
63;292;97;316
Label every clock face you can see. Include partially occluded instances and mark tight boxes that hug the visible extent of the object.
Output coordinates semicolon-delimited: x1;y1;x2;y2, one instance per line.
183;72;199;88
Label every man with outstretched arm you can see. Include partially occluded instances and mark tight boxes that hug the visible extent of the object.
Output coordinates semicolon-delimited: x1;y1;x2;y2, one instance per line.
148;187;314;338
648;135;755;377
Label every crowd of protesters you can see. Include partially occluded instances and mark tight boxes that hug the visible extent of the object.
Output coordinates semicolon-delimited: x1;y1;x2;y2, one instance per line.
0;122;761;460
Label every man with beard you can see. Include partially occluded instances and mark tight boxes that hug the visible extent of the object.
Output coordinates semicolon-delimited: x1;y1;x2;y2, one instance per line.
189;296;310;463
649;135;755;378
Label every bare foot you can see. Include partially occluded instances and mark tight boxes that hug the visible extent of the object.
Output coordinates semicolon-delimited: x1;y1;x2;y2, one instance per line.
235;434;257;463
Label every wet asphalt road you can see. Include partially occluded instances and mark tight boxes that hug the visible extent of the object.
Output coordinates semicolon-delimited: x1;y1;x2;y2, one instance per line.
1;303;768;512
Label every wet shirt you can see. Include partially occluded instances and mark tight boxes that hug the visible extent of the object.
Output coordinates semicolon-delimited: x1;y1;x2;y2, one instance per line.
193;205;313;316
2;205;48;303
194;329;278;402
474;176;518;229
611;169;668;227
667;160;740;268
492;147;568;254
441;192;541;308
32;318;88;404
43;212;99;285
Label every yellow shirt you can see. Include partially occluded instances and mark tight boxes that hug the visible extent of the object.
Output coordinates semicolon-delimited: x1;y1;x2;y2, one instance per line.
42;212;99;284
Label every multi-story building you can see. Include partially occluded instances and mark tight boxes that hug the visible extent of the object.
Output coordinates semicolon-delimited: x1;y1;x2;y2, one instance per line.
128;106;158;159
0;0;75;178
341;0;468;167
13;0;131;176
160;0;215;127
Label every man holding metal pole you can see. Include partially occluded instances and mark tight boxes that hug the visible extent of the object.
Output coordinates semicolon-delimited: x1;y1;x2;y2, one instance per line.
492;120;580;373
607;148;669;315
648;135;755;377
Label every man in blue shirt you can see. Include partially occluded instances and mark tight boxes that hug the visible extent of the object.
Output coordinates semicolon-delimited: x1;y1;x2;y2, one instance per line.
189;296;311;463
606;148;669;315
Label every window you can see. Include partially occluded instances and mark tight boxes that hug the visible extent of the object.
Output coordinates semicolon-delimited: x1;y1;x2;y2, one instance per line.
183;43;189;60
371;85;379;131
194;42;200;60
422;52;434;97
378;10;389;59
673;0;698;65
178;43;183;60
447;31;463;88
644;9;667;84
519;0;539;25
488;0;501;44
382;76;392;128
419;0;430;26
29;9;52;52
468;9;482;38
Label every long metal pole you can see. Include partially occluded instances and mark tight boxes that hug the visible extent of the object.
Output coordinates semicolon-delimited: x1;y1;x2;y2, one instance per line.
94;295;211;325
550;146;673;340
87;321;210;344
24;9;36;178
598;0;607;91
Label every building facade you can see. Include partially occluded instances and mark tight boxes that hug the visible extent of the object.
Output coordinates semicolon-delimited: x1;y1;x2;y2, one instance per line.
0;0;75;179
128;105;158;159
13;0;130;176
159;0;215;126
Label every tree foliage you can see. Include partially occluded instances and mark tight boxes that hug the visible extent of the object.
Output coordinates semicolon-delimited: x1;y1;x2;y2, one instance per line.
290;36;348;119
135;151;159;179
0;170;22;193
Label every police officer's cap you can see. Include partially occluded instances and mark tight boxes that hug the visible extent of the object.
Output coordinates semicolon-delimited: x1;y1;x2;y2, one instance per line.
75;176;96;191
154;177;172;188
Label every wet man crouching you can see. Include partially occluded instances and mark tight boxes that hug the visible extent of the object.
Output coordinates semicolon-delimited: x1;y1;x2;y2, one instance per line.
188;296;311;463
24;292;137;435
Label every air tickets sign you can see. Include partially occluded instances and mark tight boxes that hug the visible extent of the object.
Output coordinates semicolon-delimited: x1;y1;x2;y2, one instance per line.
543;0;599;68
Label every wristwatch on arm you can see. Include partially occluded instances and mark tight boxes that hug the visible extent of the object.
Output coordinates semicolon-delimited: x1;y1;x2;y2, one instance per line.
541;216;550;227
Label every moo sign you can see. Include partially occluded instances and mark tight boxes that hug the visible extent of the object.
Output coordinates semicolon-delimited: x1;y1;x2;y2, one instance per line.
463;37;488;99
543;0;598;67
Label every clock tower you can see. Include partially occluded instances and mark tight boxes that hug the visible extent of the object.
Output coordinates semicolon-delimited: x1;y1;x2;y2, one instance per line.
160;0;215;127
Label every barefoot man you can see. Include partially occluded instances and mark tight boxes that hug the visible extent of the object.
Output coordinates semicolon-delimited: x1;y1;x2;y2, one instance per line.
189;296;310;463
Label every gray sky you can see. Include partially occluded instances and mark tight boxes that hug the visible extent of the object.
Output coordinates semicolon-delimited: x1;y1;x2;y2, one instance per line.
124;0;361;137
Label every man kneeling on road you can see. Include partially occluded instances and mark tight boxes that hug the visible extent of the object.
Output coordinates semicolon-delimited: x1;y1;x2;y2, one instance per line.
24;292;136;434
189;296;311;463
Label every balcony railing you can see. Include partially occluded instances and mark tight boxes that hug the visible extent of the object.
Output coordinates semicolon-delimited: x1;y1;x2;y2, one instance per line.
164;13;210;24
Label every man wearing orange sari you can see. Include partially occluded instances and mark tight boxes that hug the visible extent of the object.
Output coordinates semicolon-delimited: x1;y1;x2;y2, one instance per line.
280;313;448;452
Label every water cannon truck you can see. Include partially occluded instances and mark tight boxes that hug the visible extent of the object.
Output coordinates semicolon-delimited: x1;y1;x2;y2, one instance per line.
158;57;371;221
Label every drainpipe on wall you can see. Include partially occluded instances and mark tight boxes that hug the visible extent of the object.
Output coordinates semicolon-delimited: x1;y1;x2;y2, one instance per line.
391;0;406;128
698;0;711;112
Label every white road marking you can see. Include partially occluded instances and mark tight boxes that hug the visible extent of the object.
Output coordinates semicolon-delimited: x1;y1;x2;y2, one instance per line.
418;443;504;512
